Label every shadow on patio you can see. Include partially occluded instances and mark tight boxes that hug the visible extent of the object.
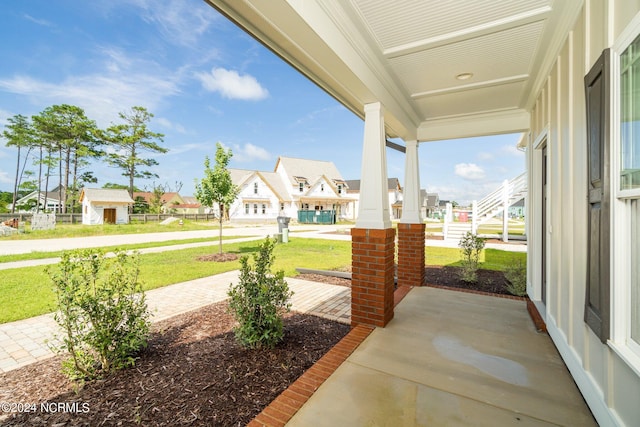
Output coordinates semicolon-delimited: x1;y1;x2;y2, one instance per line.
263;287;597;426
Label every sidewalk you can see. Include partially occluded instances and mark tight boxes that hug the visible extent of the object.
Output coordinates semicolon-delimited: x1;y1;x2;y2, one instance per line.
0;271;350;373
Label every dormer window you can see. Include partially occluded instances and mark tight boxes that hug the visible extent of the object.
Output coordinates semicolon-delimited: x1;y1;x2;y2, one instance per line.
299;182;304;192
338;184;342;194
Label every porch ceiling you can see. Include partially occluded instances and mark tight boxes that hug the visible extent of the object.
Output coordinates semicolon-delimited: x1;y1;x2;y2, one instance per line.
205;0;583;142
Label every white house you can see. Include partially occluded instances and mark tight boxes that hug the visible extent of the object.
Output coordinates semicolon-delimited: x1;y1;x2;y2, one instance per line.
205;1;640;425
227;169;292;221
79;188;134;225
344;178;404;220
226;157;354;223
11;185;66;213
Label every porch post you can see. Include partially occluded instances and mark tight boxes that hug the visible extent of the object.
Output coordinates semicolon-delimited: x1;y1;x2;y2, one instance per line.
398;140;425;287
351;102;395;328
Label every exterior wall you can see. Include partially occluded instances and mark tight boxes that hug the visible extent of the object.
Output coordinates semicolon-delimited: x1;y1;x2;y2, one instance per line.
82;199;129;225
229;176;280;220
527;3;640;425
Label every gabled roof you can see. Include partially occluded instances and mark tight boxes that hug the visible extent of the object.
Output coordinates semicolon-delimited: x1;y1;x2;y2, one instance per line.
274;157;344;187
80;188;134;203
344;178;402;192
229;168;292;202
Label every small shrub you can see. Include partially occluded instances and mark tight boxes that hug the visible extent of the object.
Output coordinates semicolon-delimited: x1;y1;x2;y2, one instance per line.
228;237;293;349
458;232;486;283
48;249;150;380
504;259;527;297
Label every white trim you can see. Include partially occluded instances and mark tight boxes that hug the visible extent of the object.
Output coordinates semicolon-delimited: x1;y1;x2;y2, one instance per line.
546;317;620;427
533;125;549;149
610;12;640;374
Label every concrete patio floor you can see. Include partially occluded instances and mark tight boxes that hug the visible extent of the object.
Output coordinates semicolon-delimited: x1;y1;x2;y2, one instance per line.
286;287;596;426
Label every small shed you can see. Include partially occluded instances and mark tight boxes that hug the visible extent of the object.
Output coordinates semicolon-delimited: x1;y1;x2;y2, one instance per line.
79;188;134;225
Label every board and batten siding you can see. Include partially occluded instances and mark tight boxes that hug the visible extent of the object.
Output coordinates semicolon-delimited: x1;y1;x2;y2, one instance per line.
527;2;640;426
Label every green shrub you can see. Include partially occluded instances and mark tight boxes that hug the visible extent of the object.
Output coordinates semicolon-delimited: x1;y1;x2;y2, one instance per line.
48;249;150;380
228;237;293;349
458;232;486;283
504;259;527;297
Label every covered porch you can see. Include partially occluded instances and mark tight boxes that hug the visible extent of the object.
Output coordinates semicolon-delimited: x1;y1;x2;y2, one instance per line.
205;0;638;425
254;286;595;426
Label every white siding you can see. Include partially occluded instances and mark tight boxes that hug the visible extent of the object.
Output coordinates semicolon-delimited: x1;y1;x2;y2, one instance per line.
527;2;640;425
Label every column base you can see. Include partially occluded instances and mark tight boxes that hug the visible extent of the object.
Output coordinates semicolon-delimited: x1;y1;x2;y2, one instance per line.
351;227;395;328
397;223;426;287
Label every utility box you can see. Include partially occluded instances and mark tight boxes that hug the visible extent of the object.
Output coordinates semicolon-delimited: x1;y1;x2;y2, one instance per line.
277;216;290;233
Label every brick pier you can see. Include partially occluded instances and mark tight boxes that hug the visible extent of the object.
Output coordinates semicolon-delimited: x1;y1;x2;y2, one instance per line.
397;223;426;288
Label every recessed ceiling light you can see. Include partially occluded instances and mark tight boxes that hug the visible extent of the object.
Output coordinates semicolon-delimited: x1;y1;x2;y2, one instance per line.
456;72;473;81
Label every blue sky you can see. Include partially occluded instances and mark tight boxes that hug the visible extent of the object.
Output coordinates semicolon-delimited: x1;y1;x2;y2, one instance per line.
0;0;524;205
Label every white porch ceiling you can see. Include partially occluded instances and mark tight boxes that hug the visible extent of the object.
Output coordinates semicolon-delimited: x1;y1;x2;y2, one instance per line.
205;0;583;142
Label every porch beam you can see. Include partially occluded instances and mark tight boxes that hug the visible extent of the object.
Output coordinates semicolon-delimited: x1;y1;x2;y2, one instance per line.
417;109;530;142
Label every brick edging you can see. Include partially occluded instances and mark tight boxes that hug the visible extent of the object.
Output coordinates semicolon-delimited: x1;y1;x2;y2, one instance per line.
424;283;526;301
248;324;374;427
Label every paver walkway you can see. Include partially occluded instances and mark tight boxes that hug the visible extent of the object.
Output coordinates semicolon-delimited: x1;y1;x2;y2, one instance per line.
0;271;350;373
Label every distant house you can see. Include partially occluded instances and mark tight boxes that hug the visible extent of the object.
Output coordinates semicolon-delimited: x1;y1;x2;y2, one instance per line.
79;188;134;225
132;191;187;213
224;156;354;223
421;190;439;218
172;196;204;214
12;185;66;213
344;178;403;220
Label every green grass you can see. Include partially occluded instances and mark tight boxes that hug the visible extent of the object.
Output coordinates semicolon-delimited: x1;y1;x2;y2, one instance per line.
0;238;525;324
0;235;249;263
1;219;220;240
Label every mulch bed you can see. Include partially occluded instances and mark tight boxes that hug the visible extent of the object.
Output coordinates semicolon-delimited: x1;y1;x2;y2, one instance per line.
1;261;515;426
298;265;513;296
196;253;239;262
0;303;349;426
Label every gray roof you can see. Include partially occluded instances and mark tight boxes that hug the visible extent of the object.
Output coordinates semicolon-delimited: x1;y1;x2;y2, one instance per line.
344;178;401;192
275;157;344;186
80;188;134;203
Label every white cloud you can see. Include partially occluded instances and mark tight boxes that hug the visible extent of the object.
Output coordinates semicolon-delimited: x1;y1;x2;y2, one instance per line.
102;0;214;47
0;69;180;127
196;68;268;101
232;143;271;162
24;14;53;27
454;163;485;181
167;142;211;156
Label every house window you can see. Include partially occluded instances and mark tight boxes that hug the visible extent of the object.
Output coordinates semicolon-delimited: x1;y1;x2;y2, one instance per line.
253;204;257;214
338;184;342;194
262;204;266;214
245;203;249;214
611;16;640;370
621;34;640;192
321;183;324;192
299;182;304;192
280;202;284;212
254;182;258;194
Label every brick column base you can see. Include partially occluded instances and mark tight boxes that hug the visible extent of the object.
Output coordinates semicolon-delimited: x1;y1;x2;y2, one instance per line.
351;228;395;328
397;223;426;287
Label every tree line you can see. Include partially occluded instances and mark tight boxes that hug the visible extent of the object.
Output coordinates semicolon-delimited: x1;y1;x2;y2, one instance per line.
1;105;166;214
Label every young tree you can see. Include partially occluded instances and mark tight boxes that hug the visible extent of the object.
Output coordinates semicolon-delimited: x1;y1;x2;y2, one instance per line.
2;114;36;213
100;107;166;198
195;142;239;254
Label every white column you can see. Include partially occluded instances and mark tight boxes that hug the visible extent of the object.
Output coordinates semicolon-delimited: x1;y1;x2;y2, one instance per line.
400;140;422;224
356;102;391;229
502;179;509;242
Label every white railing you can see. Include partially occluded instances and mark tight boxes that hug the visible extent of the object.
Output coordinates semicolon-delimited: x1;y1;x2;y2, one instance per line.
473;172;526;227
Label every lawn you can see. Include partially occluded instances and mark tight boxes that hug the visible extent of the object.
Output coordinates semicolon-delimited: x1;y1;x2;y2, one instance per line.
0;238;525;324
0;235;248;263
0;219;219;240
